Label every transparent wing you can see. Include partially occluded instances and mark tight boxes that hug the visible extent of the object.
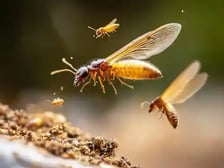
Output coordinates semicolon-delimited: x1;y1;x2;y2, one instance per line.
105;23;181;64
161;61;201;102
105;18;117;26
170;73;208;104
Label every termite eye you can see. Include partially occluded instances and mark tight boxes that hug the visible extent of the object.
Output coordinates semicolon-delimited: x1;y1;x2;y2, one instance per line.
149;104;154;112
74;67;89;86
96;29;101;34
76;67;89;79
82;69;88;77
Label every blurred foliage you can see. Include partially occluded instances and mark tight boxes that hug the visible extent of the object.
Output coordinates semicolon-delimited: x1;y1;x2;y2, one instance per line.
0;0;223;105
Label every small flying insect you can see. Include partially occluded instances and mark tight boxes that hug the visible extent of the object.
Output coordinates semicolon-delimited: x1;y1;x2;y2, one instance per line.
88;18;119;38
51;23;182;95
141;61;208;128
50;97;64;107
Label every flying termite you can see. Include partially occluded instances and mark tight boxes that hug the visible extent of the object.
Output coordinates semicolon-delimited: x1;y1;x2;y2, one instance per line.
141;60;208;128
50;97;64;107
51;23;182;95
88;18;120;38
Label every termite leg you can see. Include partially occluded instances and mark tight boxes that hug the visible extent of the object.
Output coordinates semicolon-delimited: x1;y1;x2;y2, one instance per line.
159;111;164;119
92;73;97;86
80;78;92;93
105;32;110;37
93;80;97;86
98;76;106;94
96;34;101;39
106;77;117;95
116;77;134;89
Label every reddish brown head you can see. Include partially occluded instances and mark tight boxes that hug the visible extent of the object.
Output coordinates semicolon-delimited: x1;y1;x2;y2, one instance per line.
74;66;89;87
148;98;161;113
96;28;103;36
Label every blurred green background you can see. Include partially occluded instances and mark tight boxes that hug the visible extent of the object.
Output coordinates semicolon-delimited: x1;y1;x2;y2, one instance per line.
1;1;224;168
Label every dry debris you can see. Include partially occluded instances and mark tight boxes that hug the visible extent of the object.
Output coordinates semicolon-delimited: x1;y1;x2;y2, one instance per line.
0;103;139;168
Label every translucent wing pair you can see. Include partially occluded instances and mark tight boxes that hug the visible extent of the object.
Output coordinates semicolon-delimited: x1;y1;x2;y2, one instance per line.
106;23;182;64
141;60;208;128
161;61;208;104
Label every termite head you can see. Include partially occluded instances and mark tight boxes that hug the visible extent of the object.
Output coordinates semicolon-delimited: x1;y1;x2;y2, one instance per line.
140;100;156;113
96;28;103;36
149;98;160;113
148;102;156;113
74;66;89;86
88;26;102;38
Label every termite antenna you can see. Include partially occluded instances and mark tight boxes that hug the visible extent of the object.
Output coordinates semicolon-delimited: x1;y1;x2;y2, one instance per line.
140;101;150;110
50;69;76;75
62;58;77;72
88;26;97;31
50;57;77;75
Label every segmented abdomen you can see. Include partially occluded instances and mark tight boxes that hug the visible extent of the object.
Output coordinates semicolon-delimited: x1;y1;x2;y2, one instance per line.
163;101;178;128
111;60;162;80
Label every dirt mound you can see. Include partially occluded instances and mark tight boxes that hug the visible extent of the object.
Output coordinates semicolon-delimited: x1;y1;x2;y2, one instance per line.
0;103;139;168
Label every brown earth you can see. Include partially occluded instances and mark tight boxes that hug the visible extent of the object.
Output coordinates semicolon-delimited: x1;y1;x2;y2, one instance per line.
0;103;139;168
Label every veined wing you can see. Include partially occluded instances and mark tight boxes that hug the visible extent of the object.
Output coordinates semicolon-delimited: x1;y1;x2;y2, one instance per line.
170;73;208;104
161;61;201;102
105;23;181;64
105;18;117;27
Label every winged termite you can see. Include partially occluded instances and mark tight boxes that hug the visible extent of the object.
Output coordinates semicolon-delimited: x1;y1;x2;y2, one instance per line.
141;60;208;128
88;18;120;38
51;23;181;95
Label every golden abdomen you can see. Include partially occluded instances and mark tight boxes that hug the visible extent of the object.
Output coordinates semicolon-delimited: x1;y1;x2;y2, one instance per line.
159;98;178;128
111;60;162;80
104;24;119;32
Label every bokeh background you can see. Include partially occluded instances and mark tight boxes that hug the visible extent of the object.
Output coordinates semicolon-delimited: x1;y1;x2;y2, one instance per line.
0;1;224;167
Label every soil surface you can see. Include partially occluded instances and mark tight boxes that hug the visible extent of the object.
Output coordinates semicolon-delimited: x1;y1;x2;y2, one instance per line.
0;103;139;168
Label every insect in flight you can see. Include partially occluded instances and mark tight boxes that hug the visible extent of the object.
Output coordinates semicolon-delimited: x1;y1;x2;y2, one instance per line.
141;60;208;128
50;97;64;107
88;18;120;38
51;23;182;95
